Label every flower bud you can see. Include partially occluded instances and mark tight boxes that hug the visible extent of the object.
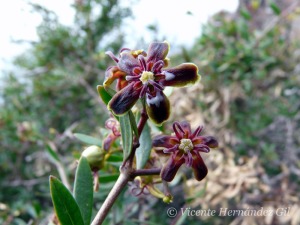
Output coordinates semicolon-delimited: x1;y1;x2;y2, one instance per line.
163;194;173;204
81;145;105;171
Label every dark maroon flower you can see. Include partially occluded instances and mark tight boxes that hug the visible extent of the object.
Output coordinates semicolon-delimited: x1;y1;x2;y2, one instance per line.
153;121;218;182
104;42;200;125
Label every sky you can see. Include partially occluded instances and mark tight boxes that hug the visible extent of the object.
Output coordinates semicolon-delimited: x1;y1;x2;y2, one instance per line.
0;0;238;71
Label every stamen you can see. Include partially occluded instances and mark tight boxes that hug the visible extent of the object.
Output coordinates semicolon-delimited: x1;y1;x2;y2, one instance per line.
184;151;193;167
105;51;119;63
163;145;178;154
138;55;147;71
148;80;164;91
154;74;165;81
120;48;131;53
140;71;154;84
194;144;210;153
139;85;148;98
152;60;164;73
133;67;142;76
178;139;194;153
126;75;140;82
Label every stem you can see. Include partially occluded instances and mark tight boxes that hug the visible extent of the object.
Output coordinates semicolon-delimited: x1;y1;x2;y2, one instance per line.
92;107;149;224
91;172;130;225
132;168;161;177
137;108;149;135
127;107;149;167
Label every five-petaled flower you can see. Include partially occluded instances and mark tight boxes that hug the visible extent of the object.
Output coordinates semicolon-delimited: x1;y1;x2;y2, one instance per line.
153;121;218;182
104;41;200;125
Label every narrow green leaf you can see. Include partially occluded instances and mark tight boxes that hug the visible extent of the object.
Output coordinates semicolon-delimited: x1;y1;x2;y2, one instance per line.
46;142;60;162
128;110;139;138
240;9;251;20
74;157;93;225
270;2;281;15
104;85;117;96
49;176;84;225
97;85;112;105
97;85;119;121
74;133;102;146
136;122;152;169
106;154;123;162
99;174;120;183
175;207;188;225
119;112;133;161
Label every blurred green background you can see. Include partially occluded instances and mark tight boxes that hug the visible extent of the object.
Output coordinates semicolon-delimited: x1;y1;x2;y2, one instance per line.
0;0;299;224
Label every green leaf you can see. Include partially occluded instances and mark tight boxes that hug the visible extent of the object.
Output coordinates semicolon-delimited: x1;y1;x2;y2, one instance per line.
240;9;251;20
49;176;84;225
74;133;102;146
97;85;112;105
104;85;117;96
270;2;281;15
46;142;60;162
175;207;188;225
128;110;139;138
106;154;123;162
136;122;152;169
74;157;93;225
99;174;120;183
119;112;133;161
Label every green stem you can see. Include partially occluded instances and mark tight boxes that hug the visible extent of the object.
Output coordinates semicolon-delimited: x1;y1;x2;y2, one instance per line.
131;168;161;177
91;107;149;224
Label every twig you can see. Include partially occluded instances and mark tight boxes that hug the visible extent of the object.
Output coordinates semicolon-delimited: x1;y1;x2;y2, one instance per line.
91;172;131;225
131;168;161;177
91;106;150;225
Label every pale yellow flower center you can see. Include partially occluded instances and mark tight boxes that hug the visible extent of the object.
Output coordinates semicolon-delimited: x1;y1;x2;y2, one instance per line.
179;139;193;153
140;71;154;84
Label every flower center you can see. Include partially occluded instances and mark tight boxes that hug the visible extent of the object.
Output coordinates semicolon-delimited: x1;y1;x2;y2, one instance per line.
178;139;193;153
140;71;154;84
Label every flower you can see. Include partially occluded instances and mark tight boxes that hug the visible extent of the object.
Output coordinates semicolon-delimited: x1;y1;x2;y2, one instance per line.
104;41;200;125
153;121;218;182
103;117;121;151
129;176;173;203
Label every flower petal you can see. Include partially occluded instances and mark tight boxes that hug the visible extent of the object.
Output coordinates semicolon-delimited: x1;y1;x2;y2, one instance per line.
162;63;200;87
118;51;140;75
179;121;192;138
152;135;174;148
147;41;170;64
104;66;127;87
192;154;208;181
194;136;218;148
161;156;185;182
108;83;140;115
146;91;170;125
202;136;218;148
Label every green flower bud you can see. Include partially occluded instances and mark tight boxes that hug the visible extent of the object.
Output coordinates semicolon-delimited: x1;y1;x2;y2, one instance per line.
163;194;173;204
82;145;105;171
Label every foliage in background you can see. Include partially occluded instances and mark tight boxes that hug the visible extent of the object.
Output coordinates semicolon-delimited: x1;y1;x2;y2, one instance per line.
0;0;132;224
170;1;300;224
191;6;299;168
